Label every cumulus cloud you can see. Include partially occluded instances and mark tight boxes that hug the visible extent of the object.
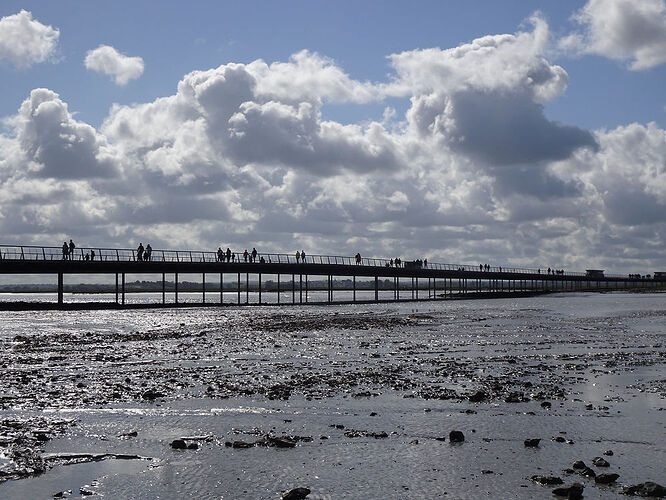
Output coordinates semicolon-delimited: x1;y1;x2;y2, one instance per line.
562;0;666;70
0;10;59;68
85;45;144;85
0;16;664;272
11;88;120;178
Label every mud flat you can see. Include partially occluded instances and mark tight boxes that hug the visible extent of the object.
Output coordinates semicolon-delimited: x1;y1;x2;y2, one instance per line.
0;293;664;499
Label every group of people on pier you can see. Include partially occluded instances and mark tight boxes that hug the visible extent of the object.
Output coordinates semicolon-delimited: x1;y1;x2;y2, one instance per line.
136;243;153;261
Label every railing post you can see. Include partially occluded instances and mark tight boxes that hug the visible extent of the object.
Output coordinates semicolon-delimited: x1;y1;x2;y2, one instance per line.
42;248;46;260
20;246;24;260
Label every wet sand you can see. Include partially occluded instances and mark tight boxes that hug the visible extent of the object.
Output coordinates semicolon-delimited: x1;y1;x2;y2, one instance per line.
0;293;664;499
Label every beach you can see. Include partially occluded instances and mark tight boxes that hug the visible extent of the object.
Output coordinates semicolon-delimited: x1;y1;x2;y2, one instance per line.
0;292;664;499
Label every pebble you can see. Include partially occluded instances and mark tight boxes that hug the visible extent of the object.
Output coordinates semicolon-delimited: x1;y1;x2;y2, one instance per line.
449;431;465;443
595;473;620;484
524;438;540;447
282;487;311;500
552;482;584;499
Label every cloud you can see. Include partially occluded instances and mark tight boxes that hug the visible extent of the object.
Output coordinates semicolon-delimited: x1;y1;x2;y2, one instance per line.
0;10;59;68
11;88;120;179
562;0;666;70
85;45;144;85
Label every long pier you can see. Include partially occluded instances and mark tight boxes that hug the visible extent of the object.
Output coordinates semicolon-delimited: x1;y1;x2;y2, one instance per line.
0;245;663;309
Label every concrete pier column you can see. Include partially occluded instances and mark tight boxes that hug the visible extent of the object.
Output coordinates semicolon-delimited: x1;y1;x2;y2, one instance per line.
122;273;126;305
245;273;249;304
220;273;223;304
57;272;63;305
115;273;118;304
299;274;302;304
237;273;241;304
277;274;280;304
374;276;379;301
162;273;166;304
353;275;356;302
174;273;178;304
202;273;206;303
258;273;262;304
292;274;295;304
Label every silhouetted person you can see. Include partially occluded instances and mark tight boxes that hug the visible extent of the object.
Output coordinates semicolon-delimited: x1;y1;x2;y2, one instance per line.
90;249;95;261
84;253;90;261
260;256;265;263
300;250;306;263
226;247;232;262
243;249;248;262
355;253;361;265
295;250;300;263
137;243;144;262
390;259;394;267
251;247;257;262
62;242;68;260
145;244;152;261
424;259;427;267
69;239;76;260
217;247;223;262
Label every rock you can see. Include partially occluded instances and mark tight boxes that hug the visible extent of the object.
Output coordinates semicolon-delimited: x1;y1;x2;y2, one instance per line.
409;439;419;444
524;438;540;447
592;456;610;467
585;403;594;410
187;442;198;450
622;482;666;497
595;473;619;484
554;436;566;443
449;431;465;443
232;440;254;449
53;490;72;498
142;389;165;400
531;475;563;485
572;461;587;469
552;482;584;499
435;437;446;442
269;437;297;448
118;431;137;438
282;487;311;499
79;487;95;496
170;439;187;449
603;450;613;456
541;401;552;408
481;470;494;474
505;392;528;403
468;390;487;402
580;467;596;478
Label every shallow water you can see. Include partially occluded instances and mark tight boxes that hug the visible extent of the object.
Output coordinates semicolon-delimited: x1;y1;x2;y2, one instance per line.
0;292;664;499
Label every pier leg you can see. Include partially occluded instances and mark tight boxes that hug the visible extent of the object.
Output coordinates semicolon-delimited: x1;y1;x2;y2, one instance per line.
375;276;379;302
174;273;178;304
258;273;262;304
246;273;249;304
162;273;165;304
115;273;118;304
220;273;223;304
277;274;280;304
122;273;126;305
202;273;206;304
299;274;302;304
237;273;241;304
57;272;63;305
305;275;308;303
292;274;295;304
353;275;356;302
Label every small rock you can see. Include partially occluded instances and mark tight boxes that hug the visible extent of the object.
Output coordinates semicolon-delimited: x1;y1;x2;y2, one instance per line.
552;482;584;499
449;431;465;443
524;438;540;447
505;392;528;403
580;466;596;478
142;389;165;400
585;403;594;410
269;437;297;448
282;487;311;500
187;442;198;450
409;439;419;445
622;482;666;497
435;437;446;442
481;469;494;474
531;475;563;485
595;473;619;484
603;450;613;456
540;401;552;408
572;461;587;470
170;439;187;449
592;457;610;467
232;440;254;449
369;412;378;417
468;390;487;402
554;436;566;443
79;487;95;496
53;491;72;498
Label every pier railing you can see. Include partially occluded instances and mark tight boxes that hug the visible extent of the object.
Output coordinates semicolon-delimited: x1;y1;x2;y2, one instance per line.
0;244;646;280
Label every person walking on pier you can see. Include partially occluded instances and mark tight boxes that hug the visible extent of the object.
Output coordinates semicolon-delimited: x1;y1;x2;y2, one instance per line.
90;249;95;261
69;240;76;260
62;242;69;260
300;250;306;263
137;243;144;262
226;247;232;262
217;247;223;262
251;247;257;263
295;250;300;263
355;253;361;265
243;249;249;262
145;244;152;261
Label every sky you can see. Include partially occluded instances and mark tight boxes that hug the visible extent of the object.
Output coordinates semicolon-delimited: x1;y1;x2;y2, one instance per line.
0;0;665;273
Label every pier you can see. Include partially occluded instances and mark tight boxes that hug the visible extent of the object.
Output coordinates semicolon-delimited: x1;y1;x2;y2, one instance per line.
0;244;663;309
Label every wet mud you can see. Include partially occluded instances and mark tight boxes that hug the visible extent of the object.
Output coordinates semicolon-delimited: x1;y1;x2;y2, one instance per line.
0;293;664;498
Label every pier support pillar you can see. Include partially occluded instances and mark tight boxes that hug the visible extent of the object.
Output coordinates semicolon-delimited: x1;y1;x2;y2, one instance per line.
258;273;262;304
375;276;379;301
220;273;223;304
353;275;356;302
174;273;178;304
299;274;302;304
122;273;126;305
162;273;166;304
277;274;280;304
292;274;295;304
57;272;63;305
237;273;241;304
115;273;118;304
202;273;206;304
245;273;249;304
